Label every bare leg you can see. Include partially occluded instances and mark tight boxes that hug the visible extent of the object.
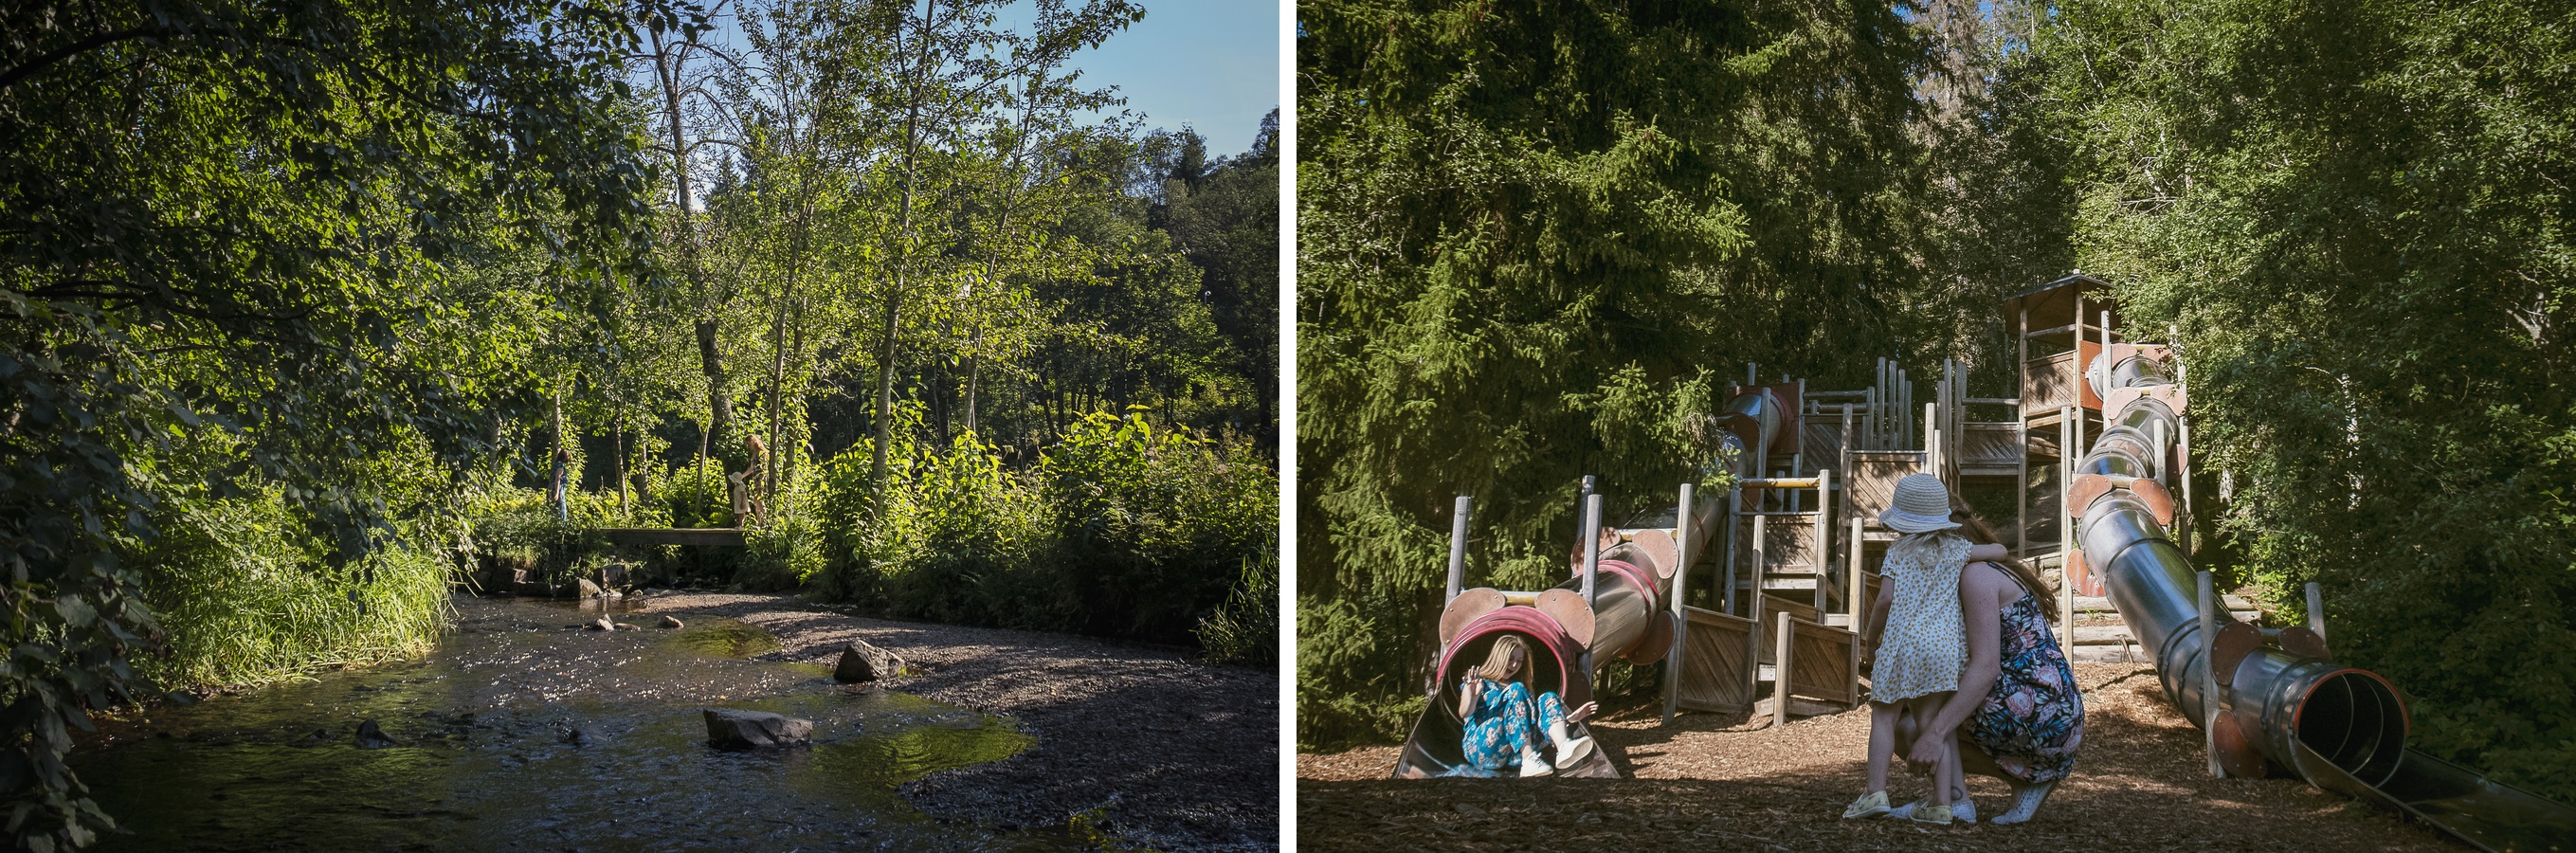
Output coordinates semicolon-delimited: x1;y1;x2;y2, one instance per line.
1866;702;1898;794
1945;736;1972;819
1902;693;1956;810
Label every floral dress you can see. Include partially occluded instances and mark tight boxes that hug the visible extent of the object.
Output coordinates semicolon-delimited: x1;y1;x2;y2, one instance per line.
1872;532;1972;702
1459;680;1569;771
1965;585;2085;784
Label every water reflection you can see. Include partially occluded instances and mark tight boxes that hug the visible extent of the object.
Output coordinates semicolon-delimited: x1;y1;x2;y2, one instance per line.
74;595;1070;851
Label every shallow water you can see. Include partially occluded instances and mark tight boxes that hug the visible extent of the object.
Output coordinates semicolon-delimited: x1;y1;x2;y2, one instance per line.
73;594;1074;851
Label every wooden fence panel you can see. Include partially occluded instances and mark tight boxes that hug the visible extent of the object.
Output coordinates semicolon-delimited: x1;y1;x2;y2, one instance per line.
1678;606;1754;714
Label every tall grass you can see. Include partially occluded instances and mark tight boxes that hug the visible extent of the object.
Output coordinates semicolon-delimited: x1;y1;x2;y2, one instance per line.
135;493;449;687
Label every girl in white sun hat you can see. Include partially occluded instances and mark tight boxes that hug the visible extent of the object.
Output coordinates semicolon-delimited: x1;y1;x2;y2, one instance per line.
1842;473;1981;826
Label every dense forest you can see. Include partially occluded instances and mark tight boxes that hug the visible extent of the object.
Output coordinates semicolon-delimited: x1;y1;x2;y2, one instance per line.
2;0;1276;846
1297;0;2575;806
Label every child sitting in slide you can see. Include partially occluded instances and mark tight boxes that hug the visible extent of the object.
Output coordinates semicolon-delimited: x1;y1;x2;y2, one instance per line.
1457;634;1599;776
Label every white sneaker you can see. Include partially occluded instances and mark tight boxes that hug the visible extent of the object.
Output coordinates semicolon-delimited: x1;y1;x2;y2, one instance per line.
1517;746;1553;777
1885;798;1975;824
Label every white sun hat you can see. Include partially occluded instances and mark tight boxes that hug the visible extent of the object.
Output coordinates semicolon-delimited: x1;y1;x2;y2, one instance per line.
1878;473;1963;534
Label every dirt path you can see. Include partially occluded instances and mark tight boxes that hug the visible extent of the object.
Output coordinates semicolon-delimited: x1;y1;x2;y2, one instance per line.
628;591;1276;851
1298;663;2457;851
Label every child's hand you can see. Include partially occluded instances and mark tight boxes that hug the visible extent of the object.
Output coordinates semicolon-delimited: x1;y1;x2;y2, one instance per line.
1567;701;1598;724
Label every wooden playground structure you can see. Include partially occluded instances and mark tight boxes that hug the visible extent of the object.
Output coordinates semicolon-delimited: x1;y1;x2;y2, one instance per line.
1400;273;2218;778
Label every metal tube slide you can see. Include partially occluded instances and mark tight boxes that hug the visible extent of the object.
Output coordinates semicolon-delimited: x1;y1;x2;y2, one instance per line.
2070;350;2575;850
2077;392;2408;789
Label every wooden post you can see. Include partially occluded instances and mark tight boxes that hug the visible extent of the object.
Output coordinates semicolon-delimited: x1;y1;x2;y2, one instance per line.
1582;493;1604;606
1722;489;1742;615
2061;406;2077;654
1840;405;1857;520
1899;370;1912;449
2179;417;2195;555
1748;508;1767;614
1664;483;1696;723
2199;570;2223;777
1775;610;1795;729
1846;514;1865;712
2152;419;2168;487
1445;495;1473;604
2101;309;2114;398
2016;422;2030;555
1813;469;1833;611
2306;582;2327;645
1848;516;1864;618
1745;542;1767;703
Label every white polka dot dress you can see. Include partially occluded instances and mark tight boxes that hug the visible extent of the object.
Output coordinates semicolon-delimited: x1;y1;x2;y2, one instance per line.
1872;532;1972;702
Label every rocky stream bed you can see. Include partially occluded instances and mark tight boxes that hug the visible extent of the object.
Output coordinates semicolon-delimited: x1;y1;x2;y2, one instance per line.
74;591;1277;851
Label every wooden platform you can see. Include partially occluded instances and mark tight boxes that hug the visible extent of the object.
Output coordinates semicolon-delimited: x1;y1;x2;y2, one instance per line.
597;528;747;547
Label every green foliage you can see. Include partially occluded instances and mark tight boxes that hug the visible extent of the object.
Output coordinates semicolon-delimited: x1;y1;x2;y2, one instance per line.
1297;0;1941;745
1194;553;1279;667
134;495;449;688
0;0;676;844
638;457;737;531
1294;592;1417;749
2017;0;2576;802
812;411;1275;648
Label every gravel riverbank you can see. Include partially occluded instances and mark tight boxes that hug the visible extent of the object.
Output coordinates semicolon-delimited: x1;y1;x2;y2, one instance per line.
628;591;1277;851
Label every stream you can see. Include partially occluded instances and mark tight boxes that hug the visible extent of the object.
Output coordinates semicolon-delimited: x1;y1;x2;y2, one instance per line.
71;594;1085;851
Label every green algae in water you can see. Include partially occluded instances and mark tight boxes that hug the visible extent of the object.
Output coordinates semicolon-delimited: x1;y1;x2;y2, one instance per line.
789;692;1037;797
674;619;783;658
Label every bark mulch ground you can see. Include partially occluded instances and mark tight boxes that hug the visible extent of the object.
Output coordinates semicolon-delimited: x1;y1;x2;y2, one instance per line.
1298;662;2458;851
632;592;1276;852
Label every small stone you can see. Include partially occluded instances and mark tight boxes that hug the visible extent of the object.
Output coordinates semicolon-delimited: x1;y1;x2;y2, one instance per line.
662;615;684;629
589;617;613;631
614;623;642;631
562;726;605;746
702;708;812;749
354;719;395;749
832;640;907;683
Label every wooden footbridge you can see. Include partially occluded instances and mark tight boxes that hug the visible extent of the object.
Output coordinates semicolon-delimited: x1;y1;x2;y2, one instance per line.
595;527;747;547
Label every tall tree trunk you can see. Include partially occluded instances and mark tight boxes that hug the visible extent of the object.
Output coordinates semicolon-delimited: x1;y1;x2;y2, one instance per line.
694;421;711;527
613;415;628;517
655;27;731;475
550;384;567;521
964;354;980;436
768;195;811;505
874;0;940;498
929;342;952;446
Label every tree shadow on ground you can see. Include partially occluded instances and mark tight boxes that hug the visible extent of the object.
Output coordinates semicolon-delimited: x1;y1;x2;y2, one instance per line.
1301;665;2460;852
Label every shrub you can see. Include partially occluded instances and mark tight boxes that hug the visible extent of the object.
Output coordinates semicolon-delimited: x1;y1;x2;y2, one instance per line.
134;491;449;688
1194;553;1279;667
810;410;1277;651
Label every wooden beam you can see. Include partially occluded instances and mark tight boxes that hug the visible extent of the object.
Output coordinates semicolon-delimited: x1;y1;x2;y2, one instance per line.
597;528;747;547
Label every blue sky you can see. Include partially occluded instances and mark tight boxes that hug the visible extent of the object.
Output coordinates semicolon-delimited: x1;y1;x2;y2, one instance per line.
707;2;1279;156
1053;1;1280;155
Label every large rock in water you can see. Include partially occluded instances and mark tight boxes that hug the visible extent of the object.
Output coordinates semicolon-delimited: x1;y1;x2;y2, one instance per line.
703;709;812;749
833;641;906;683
